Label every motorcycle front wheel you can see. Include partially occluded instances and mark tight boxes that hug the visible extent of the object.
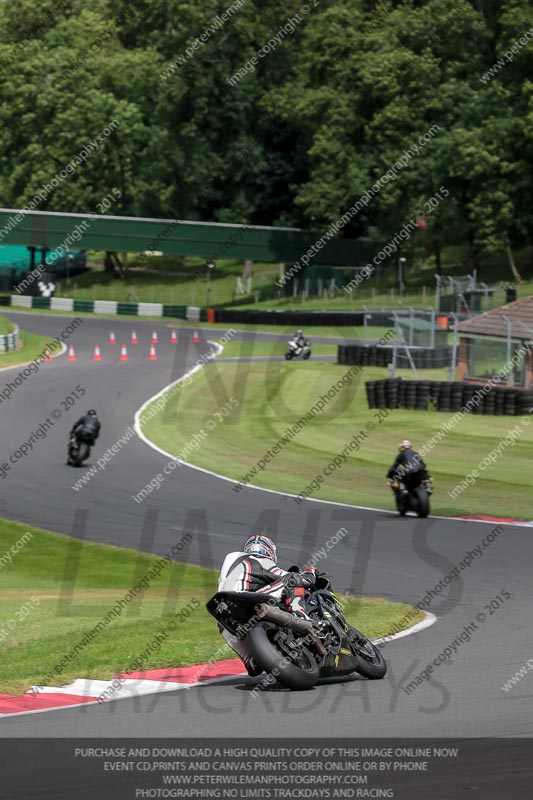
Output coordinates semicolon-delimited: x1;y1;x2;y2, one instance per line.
246;622;319;690
285;351;294;360
347;626;387;679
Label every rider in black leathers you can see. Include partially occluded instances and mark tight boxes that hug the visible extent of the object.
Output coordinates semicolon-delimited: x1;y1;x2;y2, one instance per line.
386;440;432;492
67;410;100;464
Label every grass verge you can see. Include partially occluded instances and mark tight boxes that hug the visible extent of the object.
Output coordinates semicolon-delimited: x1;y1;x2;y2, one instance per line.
140;360;533;519
0;314;13;335
0;518;422;695
216;341;338;359
211;326;394;357
0;328;60;370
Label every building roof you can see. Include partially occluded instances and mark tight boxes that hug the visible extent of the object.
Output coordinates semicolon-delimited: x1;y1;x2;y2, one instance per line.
457;294;533;339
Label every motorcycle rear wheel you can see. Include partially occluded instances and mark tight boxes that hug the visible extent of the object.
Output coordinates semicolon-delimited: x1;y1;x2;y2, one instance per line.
246;622;319;690
303;351;311;360
395;493;408;516
414;487;430;518
73;442;90;467
347;626;387;679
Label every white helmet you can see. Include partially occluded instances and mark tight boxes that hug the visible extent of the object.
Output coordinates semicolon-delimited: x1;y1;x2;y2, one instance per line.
244;534;277;562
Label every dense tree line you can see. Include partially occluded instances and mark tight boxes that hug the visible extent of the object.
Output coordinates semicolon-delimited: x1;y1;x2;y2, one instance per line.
0;0;531;272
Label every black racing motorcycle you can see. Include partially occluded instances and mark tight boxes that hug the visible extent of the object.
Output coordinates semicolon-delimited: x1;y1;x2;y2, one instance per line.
390;474;432;518
206;572;387;690
67;434;92;467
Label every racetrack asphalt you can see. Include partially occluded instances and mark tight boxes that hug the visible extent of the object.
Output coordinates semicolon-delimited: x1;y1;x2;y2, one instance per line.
0;311;532;738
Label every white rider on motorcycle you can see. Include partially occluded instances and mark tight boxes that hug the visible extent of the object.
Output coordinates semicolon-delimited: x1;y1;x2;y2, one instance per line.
217;534;317;676
294;329;306;348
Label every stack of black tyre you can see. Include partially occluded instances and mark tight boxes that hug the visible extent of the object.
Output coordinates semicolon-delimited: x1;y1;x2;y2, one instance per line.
483;388;496;415
364;378;533;416
375;381;387;409
365;380;377;409
338;345;452;368
503;389;517;417
518;388;533;415
437;382;451;411
385;377;402;408
215;309;394;327
415;380;431;410
338;345;391;367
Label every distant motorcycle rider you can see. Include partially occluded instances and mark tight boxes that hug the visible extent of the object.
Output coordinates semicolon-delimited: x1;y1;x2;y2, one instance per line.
294;329;306;348
217;535;317;676
67;410;100;464
386;440;432;492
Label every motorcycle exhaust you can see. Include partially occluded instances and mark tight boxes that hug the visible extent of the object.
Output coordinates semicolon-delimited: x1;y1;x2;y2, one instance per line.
256;603;311;632
256;603;327;655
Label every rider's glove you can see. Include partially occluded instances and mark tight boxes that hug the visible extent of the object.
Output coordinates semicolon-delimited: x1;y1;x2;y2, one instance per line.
283;567;317;589
301;566;318;587
283;572;303;589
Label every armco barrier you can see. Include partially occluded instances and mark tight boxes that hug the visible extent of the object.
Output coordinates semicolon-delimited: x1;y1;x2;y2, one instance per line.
162;304;187;318
0;295;439;330
117;302;136;315
0;294;190;319
338;344;451;368
32;297;51;309
73;300;95;313
365;378;532;417
0;294;427;329
50;297;74;312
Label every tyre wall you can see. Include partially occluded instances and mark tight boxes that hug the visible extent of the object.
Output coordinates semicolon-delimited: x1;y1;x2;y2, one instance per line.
338;345;451;369
365;378;533;417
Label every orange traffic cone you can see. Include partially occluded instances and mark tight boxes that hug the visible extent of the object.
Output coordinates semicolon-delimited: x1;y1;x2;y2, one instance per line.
151;330;158;343
131;330;138;344
192;329;199;343
93;344;102;362
109;330;116;344
170;329;177;343
68;345;76;362
120;345;128;361
149;344;157;361
44;348;52;362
